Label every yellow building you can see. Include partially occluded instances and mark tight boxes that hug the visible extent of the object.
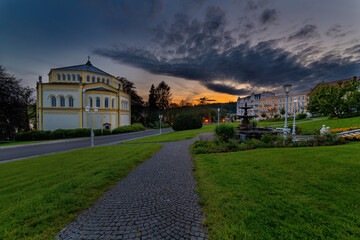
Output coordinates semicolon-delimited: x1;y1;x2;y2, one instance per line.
259;91;309;119
37;59;131;131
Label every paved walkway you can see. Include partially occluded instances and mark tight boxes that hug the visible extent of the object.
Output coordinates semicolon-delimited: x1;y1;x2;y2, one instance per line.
57;134;210;240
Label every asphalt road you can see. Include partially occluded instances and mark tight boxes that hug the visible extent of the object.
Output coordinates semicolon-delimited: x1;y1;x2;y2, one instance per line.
0;128;173;163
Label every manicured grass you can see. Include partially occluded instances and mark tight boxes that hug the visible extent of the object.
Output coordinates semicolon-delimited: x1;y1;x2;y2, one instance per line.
0;139;68;147
194;143;360;239
122;124;217;143
0;144;162;239
296;116;360;133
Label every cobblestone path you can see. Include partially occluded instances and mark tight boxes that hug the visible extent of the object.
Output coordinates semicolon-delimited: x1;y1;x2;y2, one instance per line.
57;135;209;239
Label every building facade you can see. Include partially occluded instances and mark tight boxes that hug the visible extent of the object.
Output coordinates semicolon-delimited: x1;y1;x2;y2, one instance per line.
237;92;275;119
259;91;309;119
36;59;131;131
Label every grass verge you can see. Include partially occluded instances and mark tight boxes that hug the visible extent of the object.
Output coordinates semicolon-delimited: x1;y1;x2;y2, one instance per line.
0;144;162;239
295;116;360;134
194;143;360;239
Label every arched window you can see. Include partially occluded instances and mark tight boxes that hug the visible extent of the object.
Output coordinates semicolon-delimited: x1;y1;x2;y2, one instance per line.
97;77;100;83
67;74;71;81
118;83;121;89
69;96;74;107
60;96;65;107
89;97;93;107
78;75;81;82
51;96;56;107
102;78;105;83
62;74;66;81
92;76;95;83
87;75;90;82
57;74;61;81
96;97;100;107
105;98;109;108
72;74;76;81
112;98;114;108
106;79;110;85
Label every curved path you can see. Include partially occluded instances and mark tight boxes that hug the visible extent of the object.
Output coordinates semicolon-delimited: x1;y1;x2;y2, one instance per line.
57;134;210;240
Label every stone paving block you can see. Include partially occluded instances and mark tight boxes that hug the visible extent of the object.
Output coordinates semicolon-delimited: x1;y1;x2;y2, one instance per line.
56;133;212;239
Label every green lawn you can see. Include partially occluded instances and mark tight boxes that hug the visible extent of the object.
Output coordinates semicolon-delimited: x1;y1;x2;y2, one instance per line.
295;116;360;133
194;143;360;239
0;139;68;147
122;124;217;143
0;144;162;239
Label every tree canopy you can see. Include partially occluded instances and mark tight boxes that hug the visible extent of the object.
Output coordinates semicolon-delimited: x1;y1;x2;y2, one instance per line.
117;77;145;123
0;66;34;140
307;77;360;118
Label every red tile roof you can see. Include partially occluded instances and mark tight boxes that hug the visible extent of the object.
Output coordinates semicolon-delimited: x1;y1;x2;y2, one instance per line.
309;76;360;95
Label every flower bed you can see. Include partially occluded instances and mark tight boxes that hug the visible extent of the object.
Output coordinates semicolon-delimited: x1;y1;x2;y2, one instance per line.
330;127;360;133
339;134;360;141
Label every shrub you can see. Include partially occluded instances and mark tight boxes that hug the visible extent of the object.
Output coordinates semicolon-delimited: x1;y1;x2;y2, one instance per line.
215;124;235;142
15;130;51;141
50;129;67;139
66;128;91;138
288;124;303;135
296;113;307;120
274;114;280;119
149;121;170;129
112;123;145;135
93;129;111;136
172;113;202;131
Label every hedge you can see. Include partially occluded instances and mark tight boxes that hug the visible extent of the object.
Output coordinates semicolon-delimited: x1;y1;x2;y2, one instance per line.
112;123;146;134
172;113;202;131
15;123;146;141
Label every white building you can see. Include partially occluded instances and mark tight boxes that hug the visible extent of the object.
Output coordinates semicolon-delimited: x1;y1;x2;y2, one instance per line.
236;92;275;119
36;59;131;131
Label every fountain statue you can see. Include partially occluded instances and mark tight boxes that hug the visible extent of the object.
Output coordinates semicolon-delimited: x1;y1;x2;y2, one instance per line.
236;102;278;141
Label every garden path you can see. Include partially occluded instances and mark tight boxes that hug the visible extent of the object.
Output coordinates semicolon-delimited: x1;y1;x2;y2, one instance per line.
56;133;213;240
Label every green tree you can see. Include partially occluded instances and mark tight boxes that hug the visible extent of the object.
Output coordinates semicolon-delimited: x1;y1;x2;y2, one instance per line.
307;77;360;118
280;108;285;115
117;77;145;123
0;66;34;140
156;81;172;112
261;113;267;118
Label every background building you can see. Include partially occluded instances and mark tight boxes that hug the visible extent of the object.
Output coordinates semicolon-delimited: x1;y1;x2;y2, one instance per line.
237;92;275;119
36;59;131;131
259;91;309;119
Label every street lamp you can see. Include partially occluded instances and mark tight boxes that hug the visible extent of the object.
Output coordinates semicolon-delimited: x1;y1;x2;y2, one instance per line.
293;98;297;136
159;114;163;134
283;84;292;136
217;108;220;125
85;106;96;147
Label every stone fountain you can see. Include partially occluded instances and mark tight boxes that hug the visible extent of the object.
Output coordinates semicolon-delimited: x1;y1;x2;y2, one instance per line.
236;102;278;141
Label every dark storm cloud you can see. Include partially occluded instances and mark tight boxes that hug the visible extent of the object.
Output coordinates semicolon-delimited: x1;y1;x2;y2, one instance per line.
259;9;279;25
344;44;360;55
203;83;251;95
325;25;349;38
288;24;318;41
95;6;360;95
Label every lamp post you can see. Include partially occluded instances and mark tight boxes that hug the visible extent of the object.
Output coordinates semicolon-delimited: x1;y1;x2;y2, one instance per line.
159;114;163;134
85;106;96;147
293;98;297;136
283;84;292;137
217;108;220;125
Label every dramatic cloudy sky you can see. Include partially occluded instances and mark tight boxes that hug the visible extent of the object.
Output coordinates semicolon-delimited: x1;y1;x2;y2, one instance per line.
1;0;359;103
